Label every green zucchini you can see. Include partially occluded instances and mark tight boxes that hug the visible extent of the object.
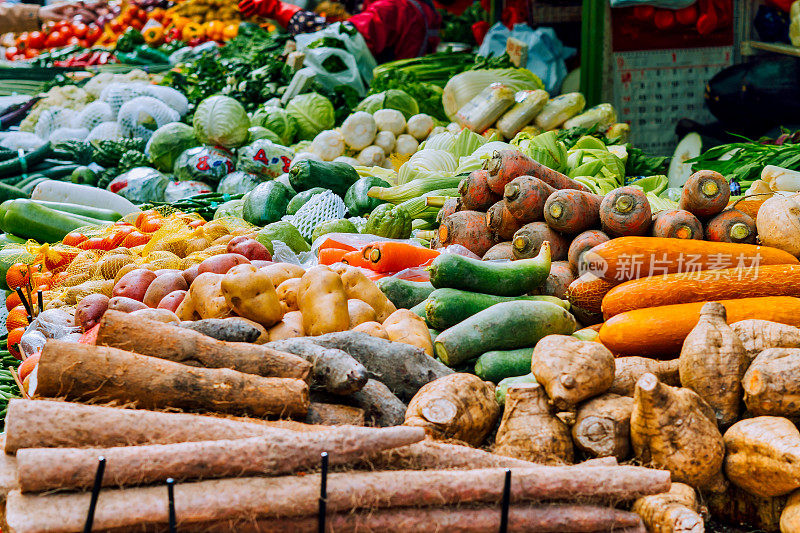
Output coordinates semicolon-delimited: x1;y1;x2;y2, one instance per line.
495;374;537;405
0;199;102;243
376;277;435;310
0;143;51;179
19;177;49;195
15;173;47;190
428;242;551;296
0;233;25;247
242;180;294;226
0;182;28;203
425;288;569;330
434;300;577;367
409;299;429;320
29;200;121;222
475;348;534;383
289;160;360;197
36;164;81;179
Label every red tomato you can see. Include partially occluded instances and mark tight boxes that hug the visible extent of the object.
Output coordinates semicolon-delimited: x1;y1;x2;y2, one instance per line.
7;327;24;360
78;39;89;48
67;36;80;46
71;22;87;38
57;25;73;40
123;230;149;247
23;48;39;59
86;25;102;42
129;19;144;30
110;20;124;33
102;226;133;249
62;232;87;247
45;31;63;48
4;48;17;61
15;33;28;47
26;31;45;49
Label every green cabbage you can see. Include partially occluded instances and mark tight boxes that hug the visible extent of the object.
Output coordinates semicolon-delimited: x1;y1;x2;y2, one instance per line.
193;95;250;148
251;106;296;145
145;122;199;172
218;171;263;195
356;89;419;120
285;93;335;141
173;146;235;184
248;126;282;144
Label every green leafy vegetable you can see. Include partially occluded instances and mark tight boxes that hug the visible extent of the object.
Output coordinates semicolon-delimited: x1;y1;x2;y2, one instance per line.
193;95;251;148
285;92;335;141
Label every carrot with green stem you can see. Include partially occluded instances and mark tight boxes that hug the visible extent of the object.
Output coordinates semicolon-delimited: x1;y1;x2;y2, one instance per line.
367;242;440;273
679;170;730;219
600;187;652;237
459;170;500;211
485;150;590;194
503;176;556;223
650;209;703;240
544;190;603;234
705;209;756;244
486;201;525;241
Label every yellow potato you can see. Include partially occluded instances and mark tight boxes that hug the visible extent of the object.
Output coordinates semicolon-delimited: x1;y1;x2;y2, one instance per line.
267;311;305;341
297;266;349;336
221;264;283;328
261;262;306;288
347;299;377;329
338;266;396;322
383;309;434;356
352;321;389;340
179;272;231;320
276;277;301;314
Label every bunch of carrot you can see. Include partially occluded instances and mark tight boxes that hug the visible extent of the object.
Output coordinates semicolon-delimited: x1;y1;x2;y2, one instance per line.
319;241;440;276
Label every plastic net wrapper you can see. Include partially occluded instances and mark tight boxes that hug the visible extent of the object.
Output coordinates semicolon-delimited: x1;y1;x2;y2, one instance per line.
48;127;89;144
71;101;114;131
144;85;189;117
34;107;76;140
85;121;126;142
99;82;152;115
284;190;346;240
117;96;181;140
0;132;46;151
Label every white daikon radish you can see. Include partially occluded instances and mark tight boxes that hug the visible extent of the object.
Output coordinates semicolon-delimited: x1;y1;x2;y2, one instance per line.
756;193;800;256
31;181;139;215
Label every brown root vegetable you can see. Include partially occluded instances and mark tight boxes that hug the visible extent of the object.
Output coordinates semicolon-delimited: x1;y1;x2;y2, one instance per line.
459;169;501;211
73;293;109;332
129;308;179;324
679;170;730;219
742;348;800;416
368;440;548;471
307;331;453;400
781;490;800;533
382;309;433;356
348;299;377;328
678;302;748;426
600;186;652;237
267;310;305;340
650;209;704;240
178;317;262;343
437;197;461;223
531;335;615;410
631;483;703;533
544;190;603;234
351;379;406;427
724;416;800;497
705;208;757;244
512;221;569;260
503;175;556;223
538;260;575;299
482;242;515;261
438;210;495;258
706;484;787;533
567;230;610;274
305;402;365;426
298;266;350;336
339;266;396;322
4;465;670;532
16;426;424;493
494;383;573;464
34;340;310;418
352;321;389;339
486;200;526;241
610;357;680;396
263;337;368;395
572;393;633;460
221;264;283;328
404;373;500;446
731;319;800;361
485;150;590;193
276;277;301;313
96;310;310;380
631;373;726;492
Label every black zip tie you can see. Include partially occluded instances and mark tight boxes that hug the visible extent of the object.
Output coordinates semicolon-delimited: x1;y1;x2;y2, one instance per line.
84;456;106;533
37;290;43;316
318;452;328;533
499;469;511;533
167;477;176;533
15;288;33;318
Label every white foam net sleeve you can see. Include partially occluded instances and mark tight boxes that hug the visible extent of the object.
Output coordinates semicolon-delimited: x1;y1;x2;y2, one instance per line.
71;101;114;131
48;127;90;143
84;72;116;99
117;97;181;140
99;82;151;115
34;107;76;139
284;190;347;240
144;85;189;117
0;132;46;151
86;121;126;142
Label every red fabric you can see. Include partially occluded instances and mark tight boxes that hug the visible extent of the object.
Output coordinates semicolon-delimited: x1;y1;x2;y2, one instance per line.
347;0;442;59
434;0;472;16
274;1;302;26
766;0;793;11
472;20;489;44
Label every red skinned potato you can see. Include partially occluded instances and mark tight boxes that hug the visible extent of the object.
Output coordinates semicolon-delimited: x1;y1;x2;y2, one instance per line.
74;294;109;332
143;272;189;308
157;290;187;312
227;236;272;261
182;265;200;286
112;269;158;302
107;296;149;313
197;253;250;275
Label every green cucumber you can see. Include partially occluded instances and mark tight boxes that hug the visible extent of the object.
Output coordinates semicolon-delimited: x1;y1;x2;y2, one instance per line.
495;374;537;405
0;182;28;203
15;173;47;189
36;164;80;179
409;299;429;320
0;233;25;247
242;180;294;226
0;200;101;243
0;143;51;179
19;177;49;195
288;160;360;197
376;277;435;310
29;200;121;222
425;288;569;330
428;242;551;296
434;300;577;367
475;348;533;383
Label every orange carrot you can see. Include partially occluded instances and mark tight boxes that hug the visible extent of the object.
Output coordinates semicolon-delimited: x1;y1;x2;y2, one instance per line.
342;250;374;270
439;210;495;258
485;201;525;241
705;209;756;244
485;150;590;194
679;170;730;219
544;190;603;234
512;222;569;260
567;230;610;274
459;170;501;211
319;248;349;266
503;176;556;223
367;242;440;273
318;237;358;252
599;187;652;237
437;197;461;223
650;209;703;240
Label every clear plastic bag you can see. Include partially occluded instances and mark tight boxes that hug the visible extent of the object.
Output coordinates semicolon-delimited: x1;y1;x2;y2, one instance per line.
109;167;169;203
